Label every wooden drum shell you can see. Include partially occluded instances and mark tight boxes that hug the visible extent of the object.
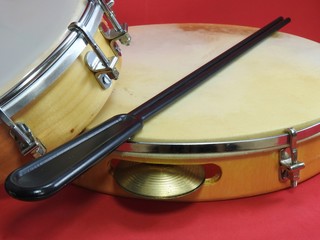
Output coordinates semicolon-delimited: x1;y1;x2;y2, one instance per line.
74;135;320;201
0;31;120;183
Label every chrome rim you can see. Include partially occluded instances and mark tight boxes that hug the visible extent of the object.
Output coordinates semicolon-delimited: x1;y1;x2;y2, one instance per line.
0;0;103;116
117;122;320;155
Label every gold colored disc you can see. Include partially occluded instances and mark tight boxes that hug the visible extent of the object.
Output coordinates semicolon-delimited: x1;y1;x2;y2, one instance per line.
113;161;205;199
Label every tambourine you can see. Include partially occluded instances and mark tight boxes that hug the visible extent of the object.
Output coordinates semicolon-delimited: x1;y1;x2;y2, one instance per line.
74;23;320;201
0;0;130;183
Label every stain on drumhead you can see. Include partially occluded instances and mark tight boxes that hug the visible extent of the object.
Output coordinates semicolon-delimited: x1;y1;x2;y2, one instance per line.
178;23;254;35
178;23;285;39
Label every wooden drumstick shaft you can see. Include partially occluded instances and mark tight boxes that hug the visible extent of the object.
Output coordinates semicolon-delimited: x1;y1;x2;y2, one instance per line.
5;17;290;201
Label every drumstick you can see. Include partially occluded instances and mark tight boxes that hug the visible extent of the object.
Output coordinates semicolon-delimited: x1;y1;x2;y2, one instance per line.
5;17;291;201
131;16;288;120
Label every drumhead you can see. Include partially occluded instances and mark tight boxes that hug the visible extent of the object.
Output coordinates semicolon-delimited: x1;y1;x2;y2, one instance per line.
88;24;320;145
0;0;84;95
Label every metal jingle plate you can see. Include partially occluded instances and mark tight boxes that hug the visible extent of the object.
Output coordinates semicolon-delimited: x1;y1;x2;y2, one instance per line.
113;161;205;199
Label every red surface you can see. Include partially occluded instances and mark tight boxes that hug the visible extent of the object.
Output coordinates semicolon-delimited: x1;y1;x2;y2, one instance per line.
1;1;320;239
1;176;320;240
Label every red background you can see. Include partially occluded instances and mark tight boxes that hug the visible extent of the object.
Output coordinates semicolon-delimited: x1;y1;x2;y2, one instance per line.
1;0;319;239
114;0;320;42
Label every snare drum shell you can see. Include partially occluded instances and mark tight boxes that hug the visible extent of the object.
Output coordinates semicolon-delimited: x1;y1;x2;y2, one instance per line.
0;20;121;183
12;32;118;151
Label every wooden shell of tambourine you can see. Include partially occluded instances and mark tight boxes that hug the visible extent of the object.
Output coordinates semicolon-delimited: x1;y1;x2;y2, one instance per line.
0;31;120;184
73;24;320;201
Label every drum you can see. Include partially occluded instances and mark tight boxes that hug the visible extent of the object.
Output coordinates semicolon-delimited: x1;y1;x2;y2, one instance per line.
0;0;130;183
74;23;320;201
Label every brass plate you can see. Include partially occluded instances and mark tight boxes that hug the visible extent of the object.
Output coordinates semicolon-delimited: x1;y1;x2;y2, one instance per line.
114;161;205;199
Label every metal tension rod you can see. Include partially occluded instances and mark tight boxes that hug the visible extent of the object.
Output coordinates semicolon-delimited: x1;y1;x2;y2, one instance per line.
5;17;291;201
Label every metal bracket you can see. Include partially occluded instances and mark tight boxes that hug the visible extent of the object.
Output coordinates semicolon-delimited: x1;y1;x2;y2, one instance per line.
98;0;131;55
68;21;119;89
85;51;115;89
0;109;46;158
279;128;305;187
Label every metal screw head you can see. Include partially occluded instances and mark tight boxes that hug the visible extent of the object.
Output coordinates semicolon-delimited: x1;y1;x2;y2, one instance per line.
97;73;112;89
119;33;131;46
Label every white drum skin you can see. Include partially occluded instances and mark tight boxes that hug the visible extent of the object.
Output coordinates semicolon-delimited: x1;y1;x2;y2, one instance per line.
0;1;122;183
0;0;84;93
74;24;320;201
